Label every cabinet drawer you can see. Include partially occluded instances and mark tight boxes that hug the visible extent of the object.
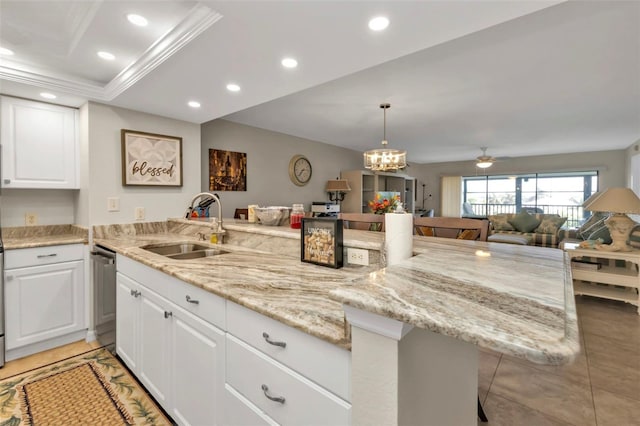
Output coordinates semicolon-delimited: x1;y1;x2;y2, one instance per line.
117;255;173;300
226;335;350;426
169;279;225;330
5;244;84;269
225;384;278;426
227;301;350;401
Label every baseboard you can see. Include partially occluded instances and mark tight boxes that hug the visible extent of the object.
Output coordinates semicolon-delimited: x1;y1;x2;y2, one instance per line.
6;329;89;362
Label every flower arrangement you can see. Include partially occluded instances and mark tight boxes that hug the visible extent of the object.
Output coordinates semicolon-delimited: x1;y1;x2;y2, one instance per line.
368;192;401;214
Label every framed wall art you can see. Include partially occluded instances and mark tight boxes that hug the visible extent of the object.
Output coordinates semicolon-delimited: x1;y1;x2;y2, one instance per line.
121;129;182;186
209;149;247;191
301;218;343;268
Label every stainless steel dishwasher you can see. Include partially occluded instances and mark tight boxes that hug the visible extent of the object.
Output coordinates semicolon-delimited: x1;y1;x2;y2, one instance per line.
91;245;116;348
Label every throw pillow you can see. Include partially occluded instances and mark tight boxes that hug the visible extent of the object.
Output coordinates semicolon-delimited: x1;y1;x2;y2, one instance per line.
457;229;480;240
489;214;515;231
577;212;609;240
535;216;568;234
587;224;612;244
508;211;541;233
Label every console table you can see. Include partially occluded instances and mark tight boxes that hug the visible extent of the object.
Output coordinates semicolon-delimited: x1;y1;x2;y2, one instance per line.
566;245;640;314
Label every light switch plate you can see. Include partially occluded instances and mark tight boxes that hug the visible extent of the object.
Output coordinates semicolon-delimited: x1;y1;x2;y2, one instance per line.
107;197;120;212
135;207;145;220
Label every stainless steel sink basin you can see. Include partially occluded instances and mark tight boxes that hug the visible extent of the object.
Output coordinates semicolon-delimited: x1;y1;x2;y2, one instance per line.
141;243;228;260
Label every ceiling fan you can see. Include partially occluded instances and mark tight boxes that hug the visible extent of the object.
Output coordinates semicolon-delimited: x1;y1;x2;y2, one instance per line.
475;147;496;169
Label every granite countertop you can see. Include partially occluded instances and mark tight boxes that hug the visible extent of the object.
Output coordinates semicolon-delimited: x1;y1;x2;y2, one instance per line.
331;238;580;365
2;224;89;249
94;219;579;365
94;230;373;349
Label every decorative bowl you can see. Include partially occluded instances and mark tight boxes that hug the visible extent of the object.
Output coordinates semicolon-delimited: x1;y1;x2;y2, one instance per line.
254;207;291;226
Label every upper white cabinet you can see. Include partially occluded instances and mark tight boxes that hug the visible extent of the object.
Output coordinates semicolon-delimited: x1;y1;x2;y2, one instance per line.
1;96;79;189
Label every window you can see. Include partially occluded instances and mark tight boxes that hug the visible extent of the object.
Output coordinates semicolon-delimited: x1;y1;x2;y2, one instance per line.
463;171;598;228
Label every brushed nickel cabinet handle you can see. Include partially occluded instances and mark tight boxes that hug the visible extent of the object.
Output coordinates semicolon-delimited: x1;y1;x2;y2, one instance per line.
4;179;10;184
37;253;58;258
130;289;141;298
262;332;286;348
261;384;285;404
185;295;199;304
164;311;173;319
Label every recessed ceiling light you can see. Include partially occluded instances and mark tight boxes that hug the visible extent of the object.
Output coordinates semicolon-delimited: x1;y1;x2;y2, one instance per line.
188;101;201;108
0;47;14;55
97;51;115;60
127;14;148;27
40;92;57;99
226;83;241;92
368;16;389;31
281;57;298;69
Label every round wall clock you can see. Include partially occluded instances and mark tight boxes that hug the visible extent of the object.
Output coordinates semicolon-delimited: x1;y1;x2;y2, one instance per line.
289;154;312;186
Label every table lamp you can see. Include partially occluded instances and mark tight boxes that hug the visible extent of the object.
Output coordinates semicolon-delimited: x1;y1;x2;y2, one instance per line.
326;178;351;204
583;187;640;251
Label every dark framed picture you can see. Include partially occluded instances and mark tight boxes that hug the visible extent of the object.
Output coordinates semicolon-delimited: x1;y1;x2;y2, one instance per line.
209;149;247;191
301;218;343;268
121;129;182;186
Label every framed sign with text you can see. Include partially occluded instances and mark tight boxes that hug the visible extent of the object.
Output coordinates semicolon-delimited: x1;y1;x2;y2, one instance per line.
121;129;183;186
301;218;343;268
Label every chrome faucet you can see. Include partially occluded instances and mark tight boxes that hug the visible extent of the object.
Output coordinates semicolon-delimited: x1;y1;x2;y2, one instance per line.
184;192;223;232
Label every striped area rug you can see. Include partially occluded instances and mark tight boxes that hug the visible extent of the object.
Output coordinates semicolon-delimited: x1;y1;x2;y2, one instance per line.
0;348;172;425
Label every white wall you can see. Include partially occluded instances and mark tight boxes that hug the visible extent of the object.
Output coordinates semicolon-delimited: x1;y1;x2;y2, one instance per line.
201;119;363;217
1;189;76;227
82;102;201;225
411;150;627;215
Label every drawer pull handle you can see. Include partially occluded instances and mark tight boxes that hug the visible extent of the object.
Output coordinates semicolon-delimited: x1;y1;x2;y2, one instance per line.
261;384;285;404
262;332;286;348
185;295;199;304
37;253;58;258
130;290;141;298
164;311;173;319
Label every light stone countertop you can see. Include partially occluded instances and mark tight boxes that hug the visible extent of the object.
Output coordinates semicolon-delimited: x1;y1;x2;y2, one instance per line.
331;237;579;365
92;219;579;365
94;230;373;350
2;224;89;249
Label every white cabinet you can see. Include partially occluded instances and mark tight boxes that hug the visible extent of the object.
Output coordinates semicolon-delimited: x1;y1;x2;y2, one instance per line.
115;272;139;370
340;169;415;213
4;244;85;361
116;261;226;426
1;96;79;189
226;302;351;426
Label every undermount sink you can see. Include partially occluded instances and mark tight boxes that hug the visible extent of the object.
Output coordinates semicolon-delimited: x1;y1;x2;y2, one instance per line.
141;243;228;260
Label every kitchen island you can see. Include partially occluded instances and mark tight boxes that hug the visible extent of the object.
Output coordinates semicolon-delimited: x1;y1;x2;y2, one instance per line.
94;219;579;426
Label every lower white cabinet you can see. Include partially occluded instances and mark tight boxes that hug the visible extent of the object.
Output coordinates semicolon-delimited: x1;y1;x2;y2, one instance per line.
4;244;85;361
117;255;352;426
116;268;225;426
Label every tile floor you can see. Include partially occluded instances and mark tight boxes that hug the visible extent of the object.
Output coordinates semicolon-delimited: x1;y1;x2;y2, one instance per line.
1;295;638;425
480;296;640;426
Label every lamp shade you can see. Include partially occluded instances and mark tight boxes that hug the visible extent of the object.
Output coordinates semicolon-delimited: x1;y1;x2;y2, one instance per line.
326;179;351;192
584;187;640;214
581;191;603;208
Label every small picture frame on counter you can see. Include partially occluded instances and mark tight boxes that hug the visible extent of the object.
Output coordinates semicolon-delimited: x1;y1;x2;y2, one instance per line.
301;218;343;268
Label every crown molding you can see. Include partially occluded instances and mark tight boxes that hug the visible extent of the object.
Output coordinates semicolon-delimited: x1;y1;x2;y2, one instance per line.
104;3;222;99
0;2;222;102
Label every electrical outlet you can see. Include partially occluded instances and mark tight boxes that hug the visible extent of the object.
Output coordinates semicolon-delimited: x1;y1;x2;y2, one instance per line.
347;248;369;266
107;197;120;212
135;207;145;220
25;213;38;226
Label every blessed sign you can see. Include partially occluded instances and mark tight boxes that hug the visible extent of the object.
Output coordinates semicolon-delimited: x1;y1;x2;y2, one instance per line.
121;129;183;186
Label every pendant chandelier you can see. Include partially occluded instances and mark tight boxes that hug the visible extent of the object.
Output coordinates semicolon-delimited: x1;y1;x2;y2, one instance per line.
364;103;407;172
